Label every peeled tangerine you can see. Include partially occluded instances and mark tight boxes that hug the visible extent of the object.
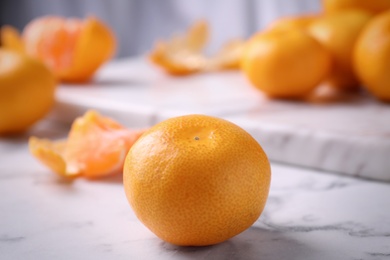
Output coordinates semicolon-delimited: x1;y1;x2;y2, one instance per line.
29;111;146;178
3;16;116;82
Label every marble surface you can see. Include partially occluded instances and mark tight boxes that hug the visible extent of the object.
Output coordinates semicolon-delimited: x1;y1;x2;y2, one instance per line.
1;120;390;260
49;58;390;182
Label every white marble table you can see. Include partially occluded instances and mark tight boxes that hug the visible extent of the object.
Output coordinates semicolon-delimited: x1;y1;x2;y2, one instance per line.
48;58;390;182
1;119;390;260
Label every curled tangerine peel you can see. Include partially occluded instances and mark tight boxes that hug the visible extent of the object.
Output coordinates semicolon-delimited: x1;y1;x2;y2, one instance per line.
29;110;146;178
149;20;244;75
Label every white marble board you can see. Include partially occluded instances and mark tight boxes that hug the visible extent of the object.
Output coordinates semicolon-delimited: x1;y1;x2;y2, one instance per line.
50;58;390;182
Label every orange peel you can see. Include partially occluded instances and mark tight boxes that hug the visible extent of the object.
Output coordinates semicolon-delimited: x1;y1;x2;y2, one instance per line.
29;110;146;178
149;20;245;75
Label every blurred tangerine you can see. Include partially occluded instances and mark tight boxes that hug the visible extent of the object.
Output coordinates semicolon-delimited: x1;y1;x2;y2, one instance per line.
0;49;56;135
23;16;116;82
323;0;390;15
308;9;373;90
354;10;390;102
241;28;332;99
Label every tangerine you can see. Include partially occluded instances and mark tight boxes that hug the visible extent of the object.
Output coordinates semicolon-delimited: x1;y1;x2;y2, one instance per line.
354;10;390;102
268;15;319;31
22;16;116;82
308;9;373;90
0;49;56;135
241;28;331;99
123;114;271;246
323;0;390;15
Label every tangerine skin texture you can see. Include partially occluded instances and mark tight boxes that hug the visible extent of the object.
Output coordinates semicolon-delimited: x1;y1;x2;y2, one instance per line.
123;115;271;246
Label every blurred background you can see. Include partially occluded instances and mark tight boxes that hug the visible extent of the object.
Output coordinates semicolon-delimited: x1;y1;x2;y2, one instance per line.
0;0;322;58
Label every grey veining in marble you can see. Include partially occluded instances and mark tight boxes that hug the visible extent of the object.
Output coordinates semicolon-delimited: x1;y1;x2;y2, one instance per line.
1;120;390;260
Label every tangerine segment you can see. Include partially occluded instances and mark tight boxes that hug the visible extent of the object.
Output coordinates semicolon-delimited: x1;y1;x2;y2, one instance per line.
22;16;116;82
124;115;271;246
29;110;146;178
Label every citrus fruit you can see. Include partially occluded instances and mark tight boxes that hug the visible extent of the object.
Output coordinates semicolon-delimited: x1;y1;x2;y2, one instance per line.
0;25;25;53
123;114;271;246
323;0;390;15
0;49;56;135
308;9;373;90
268;14;319;31
241;29;331;99
22;16;116;82
29;110;146;178
354;10;390;102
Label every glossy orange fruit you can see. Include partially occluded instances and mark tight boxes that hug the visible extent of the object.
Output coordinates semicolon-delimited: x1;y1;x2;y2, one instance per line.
323;0;390;15
0;49;56;135
22;16;116;82
241;28;332;99
123;114;271;246
29;110;145;178
354;10;390;102
308;9;373;90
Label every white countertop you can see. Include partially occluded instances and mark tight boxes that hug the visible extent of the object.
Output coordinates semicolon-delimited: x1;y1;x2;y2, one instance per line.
49;58;390;182
1;119;390;260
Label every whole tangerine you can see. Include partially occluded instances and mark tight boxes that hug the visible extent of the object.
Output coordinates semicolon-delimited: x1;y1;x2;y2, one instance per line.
308;9;373;90
123;114;271;246
323;0;390;15
241;29;332;99
354;10;390;102
0;49;56;135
